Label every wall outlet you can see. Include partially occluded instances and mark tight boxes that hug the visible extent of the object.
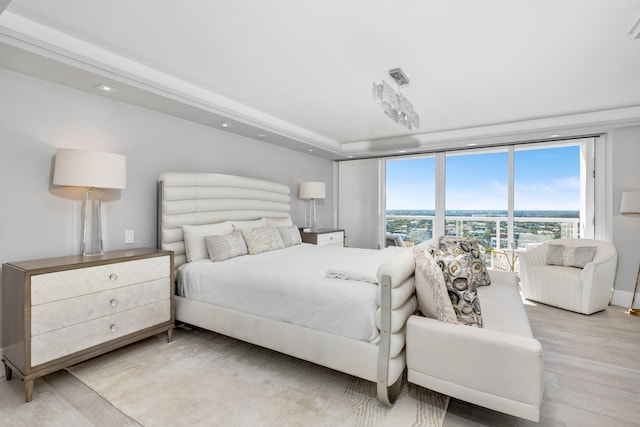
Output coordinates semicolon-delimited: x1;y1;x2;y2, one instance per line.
124;229;135;244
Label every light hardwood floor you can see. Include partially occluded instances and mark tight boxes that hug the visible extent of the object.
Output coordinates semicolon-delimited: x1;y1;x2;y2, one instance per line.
1;301;639;426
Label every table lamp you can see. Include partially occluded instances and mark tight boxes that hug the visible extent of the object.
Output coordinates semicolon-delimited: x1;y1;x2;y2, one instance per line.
53;148;126;256
299;181;325;231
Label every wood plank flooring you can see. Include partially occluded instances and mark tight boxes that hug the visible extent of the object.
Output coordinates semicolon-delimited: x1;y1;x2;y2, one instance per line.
444;300;640;427
1;301;639;426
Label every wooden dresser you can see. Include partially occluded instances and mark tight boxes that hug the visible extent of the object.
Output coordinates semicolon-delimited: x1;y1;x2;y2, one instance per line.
1;248;174;401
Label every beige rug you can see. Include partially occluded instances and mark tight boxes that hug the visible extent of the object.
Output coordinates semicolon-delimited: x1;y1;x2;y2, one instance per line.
67;327;448;427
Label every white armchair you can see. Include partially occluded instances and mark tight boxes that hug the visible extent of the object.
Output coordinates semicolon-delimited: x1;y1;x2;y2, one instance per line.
519;238;617;315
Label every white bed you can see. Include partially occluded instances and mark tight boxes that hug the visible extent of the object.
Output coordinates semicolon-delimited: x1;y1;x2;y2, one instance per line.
157;172;416;405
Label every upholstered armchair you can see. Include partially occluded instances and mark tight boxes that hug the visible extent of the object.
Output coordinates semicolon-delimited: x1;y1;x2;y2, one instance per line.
519;238;617;315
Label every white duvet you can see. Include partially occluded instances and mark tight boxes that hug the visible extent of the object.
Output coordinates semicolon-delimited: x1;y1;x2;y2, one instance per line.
179;244;404;343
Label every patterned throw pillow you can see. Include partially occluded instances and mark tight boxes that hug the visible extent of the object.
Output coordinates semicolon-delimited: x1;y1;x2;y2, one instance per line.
278;225;302;247
204;231;248;262
413;246;458;324
240;226;285;255
430;247;483;327
438;236;491;287
546;244;597;268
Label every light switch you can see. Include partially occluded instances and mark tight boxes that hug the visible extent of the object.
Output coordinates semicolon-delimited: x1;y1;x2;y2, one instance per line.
125;229;135;244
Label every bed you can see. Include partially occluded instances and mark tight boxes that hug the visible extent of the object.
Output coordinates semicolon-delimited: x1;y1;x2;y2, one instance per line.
157;172;416;405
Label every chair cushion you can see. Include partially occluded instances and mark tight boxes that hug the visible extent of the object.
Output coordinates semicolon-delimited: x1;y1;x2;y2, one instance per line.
546;244;596;268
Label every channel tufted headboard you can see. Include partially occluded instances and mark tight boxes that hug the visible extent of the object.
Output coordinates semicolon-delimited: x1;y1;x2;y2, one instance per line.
157;172;291;268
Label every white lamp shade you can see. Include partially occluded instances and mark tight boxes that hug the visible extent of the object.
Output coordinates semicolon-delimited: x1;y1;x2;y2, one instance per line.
299;181;326;200
621;191;640;213
53;148;126;189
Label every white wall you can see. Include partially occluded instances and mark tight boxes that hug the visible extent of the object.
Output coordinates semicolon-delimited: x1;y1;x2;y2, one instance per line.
610;126;640;308
0;69;334;354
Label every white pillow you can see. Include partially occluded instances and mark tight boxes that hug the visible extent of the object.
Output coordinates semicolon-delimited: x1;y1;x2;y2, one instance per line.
183;221;233;262
278;225;302;247
205;231;248;262
264;215;293;227
240;226;285;255
231;218;267;230
413;245;458;324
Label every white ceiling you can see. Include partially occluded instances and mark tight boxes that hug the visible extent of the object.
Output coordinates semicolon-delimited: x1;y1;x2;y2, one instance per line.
2;0;640;159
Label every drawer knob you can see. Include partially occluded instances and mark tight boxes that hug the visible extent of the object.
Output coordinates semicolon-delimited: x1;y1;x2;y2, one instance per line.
110;298;118;307
110;324;118;333
109;273;118;281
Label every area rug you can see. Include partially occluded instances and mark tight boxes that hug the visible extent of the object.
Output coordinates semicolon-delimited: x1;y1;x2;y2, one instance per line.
67;327;448;427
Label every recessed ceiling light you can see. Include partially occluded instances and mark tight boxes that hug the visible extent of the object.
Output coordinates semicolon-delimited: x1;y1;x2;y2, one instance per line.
308;149;313;152
220;123;231;128
95;84;117;93
398;150;407;153
550;134;560;138
467;143;478;146
257;134;266;138
347;155;354;158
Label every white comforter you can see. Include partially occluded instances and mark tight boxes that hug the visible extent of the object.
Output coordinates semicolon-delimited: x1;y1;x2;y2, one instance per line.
179;244;404;343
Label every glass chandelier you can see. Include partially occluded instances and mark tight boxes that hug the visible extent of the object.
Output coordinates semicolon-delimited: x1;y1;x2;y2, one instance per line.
372;68;420;130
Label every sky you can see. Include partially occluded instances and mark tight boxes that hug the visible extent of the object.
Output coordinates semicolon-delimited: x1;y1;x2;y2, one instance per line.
386;145;580;211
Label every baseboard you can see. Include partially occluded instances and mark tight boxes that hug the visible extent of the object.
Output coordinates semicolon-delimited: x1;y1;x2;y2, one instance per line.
611;289;638;309
0;347;4;381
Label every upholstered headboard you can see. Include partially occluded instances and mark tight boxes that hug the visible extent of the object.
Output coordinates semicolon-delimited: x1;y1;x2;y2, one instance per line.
157;172;291;268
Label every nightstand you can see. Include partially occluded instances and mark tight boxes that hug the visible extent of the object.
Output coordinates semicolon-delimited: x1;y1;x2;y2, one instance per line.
300;229;345;247
1;248;174;402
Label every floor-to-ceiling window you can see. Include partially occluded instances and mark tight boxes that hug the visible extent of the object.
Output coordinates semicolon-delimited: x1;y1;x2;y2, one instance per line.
384;139;594;255
386;156;435;246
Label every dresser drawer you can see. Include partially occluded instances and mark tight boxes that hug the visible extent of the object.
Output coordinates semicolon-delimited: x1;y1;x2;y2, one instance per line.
31;256;170;305
315;231;344;246
31;299;171;366
31;278;170;336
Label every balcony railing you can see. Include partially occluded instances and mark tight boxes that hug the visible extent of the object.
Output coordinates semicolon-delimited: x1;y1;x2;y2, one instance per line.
387;214;580;271
386;214;580;249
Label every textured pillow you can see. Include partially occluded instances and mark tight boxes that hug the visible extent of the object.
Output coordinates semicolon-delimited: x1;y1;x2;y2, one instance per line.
438;236;491;287
240;226;285;255
278;225;302;247
204;231;248;262
546;244;597;268
183;221;233;262
264;215;293;227
231;218;267;230
413;246;458;324
431;247;483;327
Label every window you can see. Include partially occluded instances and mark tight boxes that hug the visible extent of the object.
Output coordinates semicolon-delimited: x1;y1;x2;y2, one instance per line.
384;139;594;256
386;156;435;246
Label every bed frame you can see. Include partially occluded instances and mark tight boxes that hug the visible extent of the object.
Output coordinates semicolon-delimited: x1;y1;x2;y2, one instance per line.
157;172;416;405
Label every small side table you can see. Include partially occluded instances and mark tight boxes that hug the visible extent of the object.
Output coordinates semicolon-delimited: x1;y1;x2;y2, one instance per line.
300;229;345;247
491;249;520;272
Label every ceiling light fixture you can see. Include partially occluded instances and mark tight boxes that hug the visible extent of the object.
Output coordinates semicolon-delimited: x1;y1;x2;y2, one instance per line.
372;68;420;130
220;122;230;128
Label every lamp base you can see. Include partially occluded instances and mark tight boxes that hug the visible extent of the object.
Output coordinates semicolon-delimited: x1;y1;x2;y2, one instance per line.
627;308;640;317
83;188;104;256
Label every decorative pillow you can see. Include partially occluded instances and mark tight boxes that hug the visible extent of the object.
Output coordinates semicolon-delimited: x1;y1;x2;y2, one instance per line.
431;247;483;327
546;244;597;268
438;236;491;287
413;246;458;324
264;215;293;227
240;226;285;255
278;225;302;247
182;221;233;262
231;218;267;230
204;231;248;262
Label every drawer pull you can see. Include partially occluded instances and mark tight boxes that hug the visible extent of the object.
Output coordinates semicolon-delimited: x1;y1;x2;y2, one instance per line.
110;298;118;307
109;274;118;281
110;324;118;333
